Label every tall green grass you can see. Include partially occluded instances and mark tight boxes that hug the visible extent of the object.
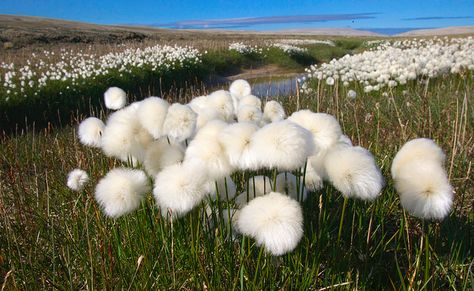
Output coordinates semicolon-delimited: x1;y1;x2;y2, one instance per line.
1;72;473;289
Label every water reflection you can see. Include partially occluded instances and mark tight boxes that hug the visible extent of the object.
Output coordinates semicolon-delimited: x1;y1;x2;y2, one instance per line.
206;74;303;98
249;75;302;98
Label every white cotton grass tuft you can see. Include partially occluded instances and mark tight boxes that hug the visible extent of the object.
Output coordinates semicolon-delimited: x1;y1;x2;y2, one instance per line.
304;161;323;191
95;168;150;218
324;146;384;201
305;134;351;188
237;105;262;124
248;120;314;170
185;120;233;180
347;89;357;100
262;100;286;124
394;160;453;220
391;138;453;220
104;87;127;110
288;110;342;152
229;79;252;98
326;76;335;86
239;94;261;109
143;138;185;177
276;172;307;202
391;138;445;179
338;134;353;146
153;162;208;218
136;97;169;139
101;104;153;162
78;117;105;148
188;95;209;113
195;108;223;131
218;122;259;169
207;90;235;122
236;192;303;256
185;137;233;180
163;103;197;142
206;176;237;201
67;169;89;191
234;175;273;207
307;152;328;187
193;119;228;141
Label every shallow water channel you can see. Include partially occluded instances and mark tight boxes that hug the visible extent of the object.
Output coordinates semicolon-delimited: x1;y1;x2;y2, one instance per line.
207;73;303;98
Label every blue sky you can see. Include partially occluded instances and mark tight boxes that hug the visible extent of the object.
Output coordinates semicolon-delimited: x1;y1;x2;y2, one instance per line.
1;0;473;32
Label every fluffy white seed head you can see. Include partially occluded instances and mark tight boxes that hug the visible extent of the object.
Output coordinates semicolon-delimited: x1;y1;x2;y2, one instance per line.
236;192;303;256
394;160;453;220
239;95;261;109
104;87;127;110
229;79;251;98
153;162;208;218
391;138;446;179
144;138;185;177
163;103;197;142
95;168;150;218
326;76;335;86
288;110;342;152
237;105;263;125
101;104;153;162
188;95;209;113
347;89;357;99
193;119;228;142
249;120;314;170
208;90;235;121
195;108;223;131
339;134;353;146
137;97;169;139
304;161;323;191
218;122;259;169
206;176;237;201
325;146;384;201
276;172;307;202
67;169;89;191
78;117;105;148
308;151;328;185
263;100;286;123
185;132;233;180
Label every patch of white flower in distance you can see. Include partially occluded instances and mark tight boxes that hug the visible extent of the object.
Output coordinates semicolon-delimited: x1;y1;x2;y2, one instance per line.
302;37;474;92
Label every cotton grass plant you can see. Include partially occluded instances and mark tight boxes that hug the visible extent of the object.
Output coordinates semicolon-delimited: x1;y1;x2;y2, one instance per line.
62;72;418;265
71;73;462;261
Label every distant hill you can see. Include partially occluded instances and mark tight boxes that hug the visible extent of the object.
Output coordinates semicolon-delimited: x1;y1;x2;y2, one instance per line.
270;27;383;36
397;26;474;36
0;14;383;50
1;14;473;50
0;14;225;49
